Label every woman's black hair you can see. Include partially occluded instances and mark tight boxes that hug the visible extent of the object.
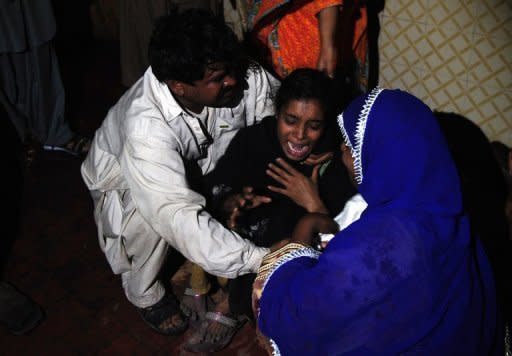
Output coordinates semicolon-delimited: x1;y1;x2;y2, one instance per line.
275;68;335;118
148;8;246;84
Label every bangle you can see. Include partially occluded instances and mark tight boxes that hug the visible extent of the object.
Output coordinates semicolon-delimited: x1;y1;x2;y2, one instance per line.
256;242;309;281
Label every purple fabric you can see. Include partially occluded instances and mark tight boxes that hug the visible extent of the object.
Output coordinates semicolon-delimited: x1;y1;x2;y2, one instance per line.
258;89;502;355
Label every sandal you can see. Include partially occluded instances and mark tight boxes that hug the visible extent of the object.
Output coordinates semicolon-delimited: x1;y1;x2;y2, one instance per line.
184;311;247;353
180;288;214;328
137;292;189;336
43;135;91;157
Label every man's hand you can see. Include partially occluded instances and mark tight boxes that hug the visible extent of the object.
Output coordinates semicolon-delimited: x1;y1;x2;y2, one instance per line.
223;186;271;229
239;186;272;209
266;158;328;213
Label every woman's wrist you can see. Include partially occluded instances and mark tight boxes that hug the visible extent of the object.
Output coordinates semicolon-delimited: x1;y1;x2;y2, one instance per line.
306;198;328;214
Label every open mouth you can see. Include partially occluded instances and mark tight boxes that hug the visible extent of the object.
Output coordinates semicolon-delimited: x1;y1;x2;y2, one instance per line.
286;141;310;159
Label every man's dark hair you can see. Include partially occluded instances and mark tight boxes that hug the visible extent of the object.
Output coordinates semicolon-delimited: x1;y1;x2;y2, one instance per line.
148;9;244;83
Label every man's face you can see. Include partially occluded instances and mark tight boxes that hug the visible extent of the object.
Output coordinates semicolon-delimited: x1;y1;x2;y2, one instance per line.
172;62;244;113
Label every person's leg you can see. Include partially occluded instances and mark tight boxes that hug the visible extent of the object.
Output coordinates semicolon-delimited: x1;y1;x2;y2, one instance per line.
93;189;187;335
30;41;73;146
121;238;169;309
3;41;73;147
0;51;32;143
180;263;215;326
189;263;211;295
228;273;255;319
120;221;188;335
217;276;228;290
35;42;91;156
0;41;89;158
185;275;251;352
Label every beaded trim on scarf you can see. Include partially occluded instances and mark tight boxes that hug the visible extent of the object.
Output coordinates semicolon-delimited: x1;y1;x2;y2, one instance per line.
259;246;320;356
269;339;282;356
337;113;353;150
338;87;384;184
260;246;320;296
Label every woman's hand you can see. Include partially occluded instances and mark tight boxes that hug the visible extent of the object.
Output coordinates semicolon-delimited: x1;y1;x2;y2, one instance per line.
317;6;340;78
291;213;338;245
266;158;328;213
302;151;333;166
317;44;338;79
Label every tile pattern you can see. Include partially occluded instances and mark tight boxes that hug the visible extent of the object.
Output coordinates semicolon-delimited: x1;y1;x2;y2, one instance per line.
379;0;512;145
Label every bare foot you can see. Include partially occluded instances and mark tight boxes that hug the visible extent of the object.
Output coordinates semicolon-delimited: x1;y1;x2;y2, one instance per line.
184;291;245;353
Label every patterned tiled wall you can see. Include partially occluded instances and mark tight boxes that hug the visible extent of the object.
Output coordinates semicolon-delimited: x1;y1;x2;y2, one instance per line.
378;0;512;146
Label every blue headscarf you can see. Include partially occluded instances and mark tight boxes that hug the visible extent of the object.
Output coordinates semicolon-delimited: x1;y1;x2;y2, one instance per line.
257;88;501;355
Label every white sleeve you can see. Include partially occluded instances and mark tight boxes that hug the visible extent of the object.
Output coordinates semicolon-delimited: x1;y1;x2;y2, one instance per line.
319;194;368;243
334;194;368;231
121;129;268;278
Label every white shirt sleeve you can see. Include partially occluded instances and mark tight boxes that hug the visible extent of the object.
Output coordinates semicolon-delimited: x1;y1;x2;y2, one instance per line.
121;130;268;278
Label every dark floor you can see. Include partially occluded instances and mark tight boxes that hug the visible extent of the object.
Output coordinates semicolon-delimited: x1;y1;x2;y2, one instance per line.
0;36;266;355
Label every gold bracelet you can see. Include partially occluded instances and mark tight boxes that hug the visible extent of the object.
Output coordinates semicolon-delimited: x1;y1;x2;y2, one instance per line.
256;242;309;281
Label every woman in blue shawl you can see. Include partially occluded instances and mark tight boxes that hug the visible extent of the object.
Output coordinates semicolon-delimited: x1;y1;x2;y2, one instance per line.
253;88;503;355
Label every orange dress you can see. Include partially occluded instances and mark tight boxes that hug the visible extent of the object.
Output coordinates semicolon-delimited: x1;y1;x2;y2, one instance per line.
248;0;368;89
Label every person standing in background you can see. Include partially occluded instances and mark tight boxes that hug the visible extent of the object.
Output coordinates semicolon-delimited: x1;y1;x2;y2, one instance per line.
0;0;90;158
119;0;220;88
247;0;368;93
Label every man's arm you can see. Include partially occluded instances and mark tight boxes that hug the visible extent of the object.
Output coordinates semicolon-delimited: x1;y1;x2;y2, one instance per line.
121;130;268;278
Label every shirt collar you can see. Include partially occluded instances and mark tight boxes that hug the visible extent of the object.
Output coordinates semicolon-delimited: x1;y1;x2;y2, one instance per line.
146;66;187;122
